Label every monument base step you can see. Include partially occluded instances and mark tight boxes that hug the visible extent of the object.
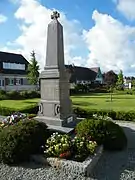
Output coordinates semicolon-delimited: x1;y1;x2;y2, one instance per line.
47;124;74;134
35;116;64;126
35;116;83;134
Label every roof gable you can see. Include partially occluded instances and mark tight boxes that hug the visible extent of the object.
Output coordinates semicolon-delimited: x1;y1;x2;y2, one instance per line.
65;65;97;83
0;51;29;75
0;51;28;64
90;67;99;73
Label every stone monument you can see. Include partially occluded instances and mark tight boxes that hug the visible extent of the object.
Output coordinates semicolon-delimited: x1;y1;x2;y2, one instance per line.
35;11;76;133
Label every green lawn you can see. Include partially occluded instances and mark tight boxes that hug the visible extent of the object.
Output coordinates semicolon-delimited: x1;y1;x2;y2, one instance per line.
0;99;39;110
0;93;135;112
71;93;135;112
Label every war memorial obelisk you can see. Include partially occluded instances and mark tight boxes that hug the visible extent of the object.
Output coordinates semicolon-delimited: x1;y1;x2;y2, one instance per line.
35;11;76;133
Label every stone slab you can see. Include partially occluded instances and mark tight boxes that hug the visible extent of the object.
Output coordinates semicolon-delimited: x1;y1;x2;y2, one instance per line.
31;146;103;177
34;116;82;134
47;124;74;134
35;116;64;126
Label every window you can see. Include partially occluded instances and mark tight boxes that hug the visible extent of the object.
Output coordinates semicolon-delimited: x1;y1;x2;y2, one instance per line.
9;79;14;85
5;78;14;86
3;62;25;70
16;78;20;85
0;80;1;86
21;78;23;85
15;78;23;85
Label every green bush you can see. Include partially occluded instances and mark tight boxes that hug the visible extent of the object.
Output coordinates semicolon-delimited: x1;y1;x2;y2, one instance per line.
27;114;37;119
0;90;40;100
72;136;97;162
0;90;6;95
28;91;40;98
76;119;127;151
0;94;7;100
0;90;7;100
20;90;40;99
45;133;72;157
73;107;135;121
19;91;29;99
0;105;38;116
0;119;49;165
21;105;39;114
7;91;21;100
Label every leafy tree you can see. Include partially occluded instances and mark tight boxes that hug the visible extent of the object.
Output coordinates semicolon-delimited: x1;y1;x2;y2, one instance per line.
131;79;135;88
117;70;124;86
103;70;118;102
27;51;39;86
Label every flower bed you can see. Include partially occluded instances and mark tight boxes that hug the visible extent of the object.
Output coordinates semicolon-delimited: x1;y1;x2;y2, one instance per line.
44;132;98;162
31;132;103;176
0;112;36;129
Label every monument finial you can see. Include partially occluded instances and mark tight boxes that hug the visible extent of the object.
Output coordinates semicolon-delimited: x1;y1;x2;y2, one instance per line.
51;11;60;20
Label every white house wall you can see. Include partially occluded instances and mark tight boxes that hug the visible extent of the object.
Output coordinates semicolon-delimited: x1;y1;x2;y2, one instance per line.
0;73;36;91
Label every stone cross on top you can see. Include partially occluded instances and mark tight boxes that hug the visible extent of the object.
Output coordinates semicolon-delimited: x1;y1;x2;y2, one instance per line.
51;11;60;20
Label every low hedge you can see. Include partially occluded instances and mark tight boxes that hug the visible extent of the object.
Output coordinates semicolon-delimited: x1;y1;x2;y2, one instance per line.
0;105;38;116
76;119;127;151
0;119;49;165
73;107;135;121
0;104;135;121
0;90;40;100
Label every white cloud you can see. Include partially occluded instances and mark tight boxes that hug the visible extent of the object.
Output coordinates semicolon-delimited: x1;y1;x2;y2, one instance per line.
8;0;86;70
114;0;135;21
83;10;135;75
2;0;135;76
0;14;7;24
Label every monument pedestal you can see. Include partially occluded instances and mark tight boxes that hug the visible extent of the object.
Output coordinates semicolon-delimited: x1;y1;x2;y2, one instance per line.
35;69;77;133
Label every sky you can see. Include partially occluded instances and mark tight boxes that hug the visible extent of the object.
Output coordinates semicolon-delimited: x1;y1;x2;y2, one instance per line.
1;0;135;76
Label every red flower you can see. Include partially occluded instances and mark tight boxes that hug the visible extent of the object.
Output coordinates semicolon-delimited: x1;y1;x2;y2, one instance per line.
59;151;71;158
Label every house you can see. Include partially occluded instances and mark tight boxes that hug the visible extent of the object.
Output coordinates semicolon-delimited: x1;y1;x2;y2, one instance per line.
124;77;133;89
65;65;103;86
0;51;36;91
89;67;103;84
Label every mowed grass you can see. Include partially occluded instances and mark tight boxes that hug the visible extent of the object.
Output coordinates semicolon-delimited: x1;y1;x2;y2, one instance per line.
0;98;39;110
71;93;135;112
0;93;135;112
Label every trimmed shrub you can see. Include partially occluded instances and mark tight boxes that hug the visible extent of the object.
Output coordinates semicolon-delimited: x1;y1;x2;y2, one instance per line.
0;105;38;116
76;119;127;151
19;91;29;99
7;91;21;100
0;107;15;116
73;107;135;121
0;119;49;164
20;90;40;99
27;114;37;119
0;90;6;95
27;91;40;98
0;94;7;100
0;90;7;100
1;105;135;121
21;105;39;114
0;90;40;100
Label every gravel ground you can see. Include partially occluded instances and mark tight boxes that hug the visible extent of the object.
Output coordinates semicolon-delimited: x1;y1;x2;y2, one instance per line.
0;121;135;180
